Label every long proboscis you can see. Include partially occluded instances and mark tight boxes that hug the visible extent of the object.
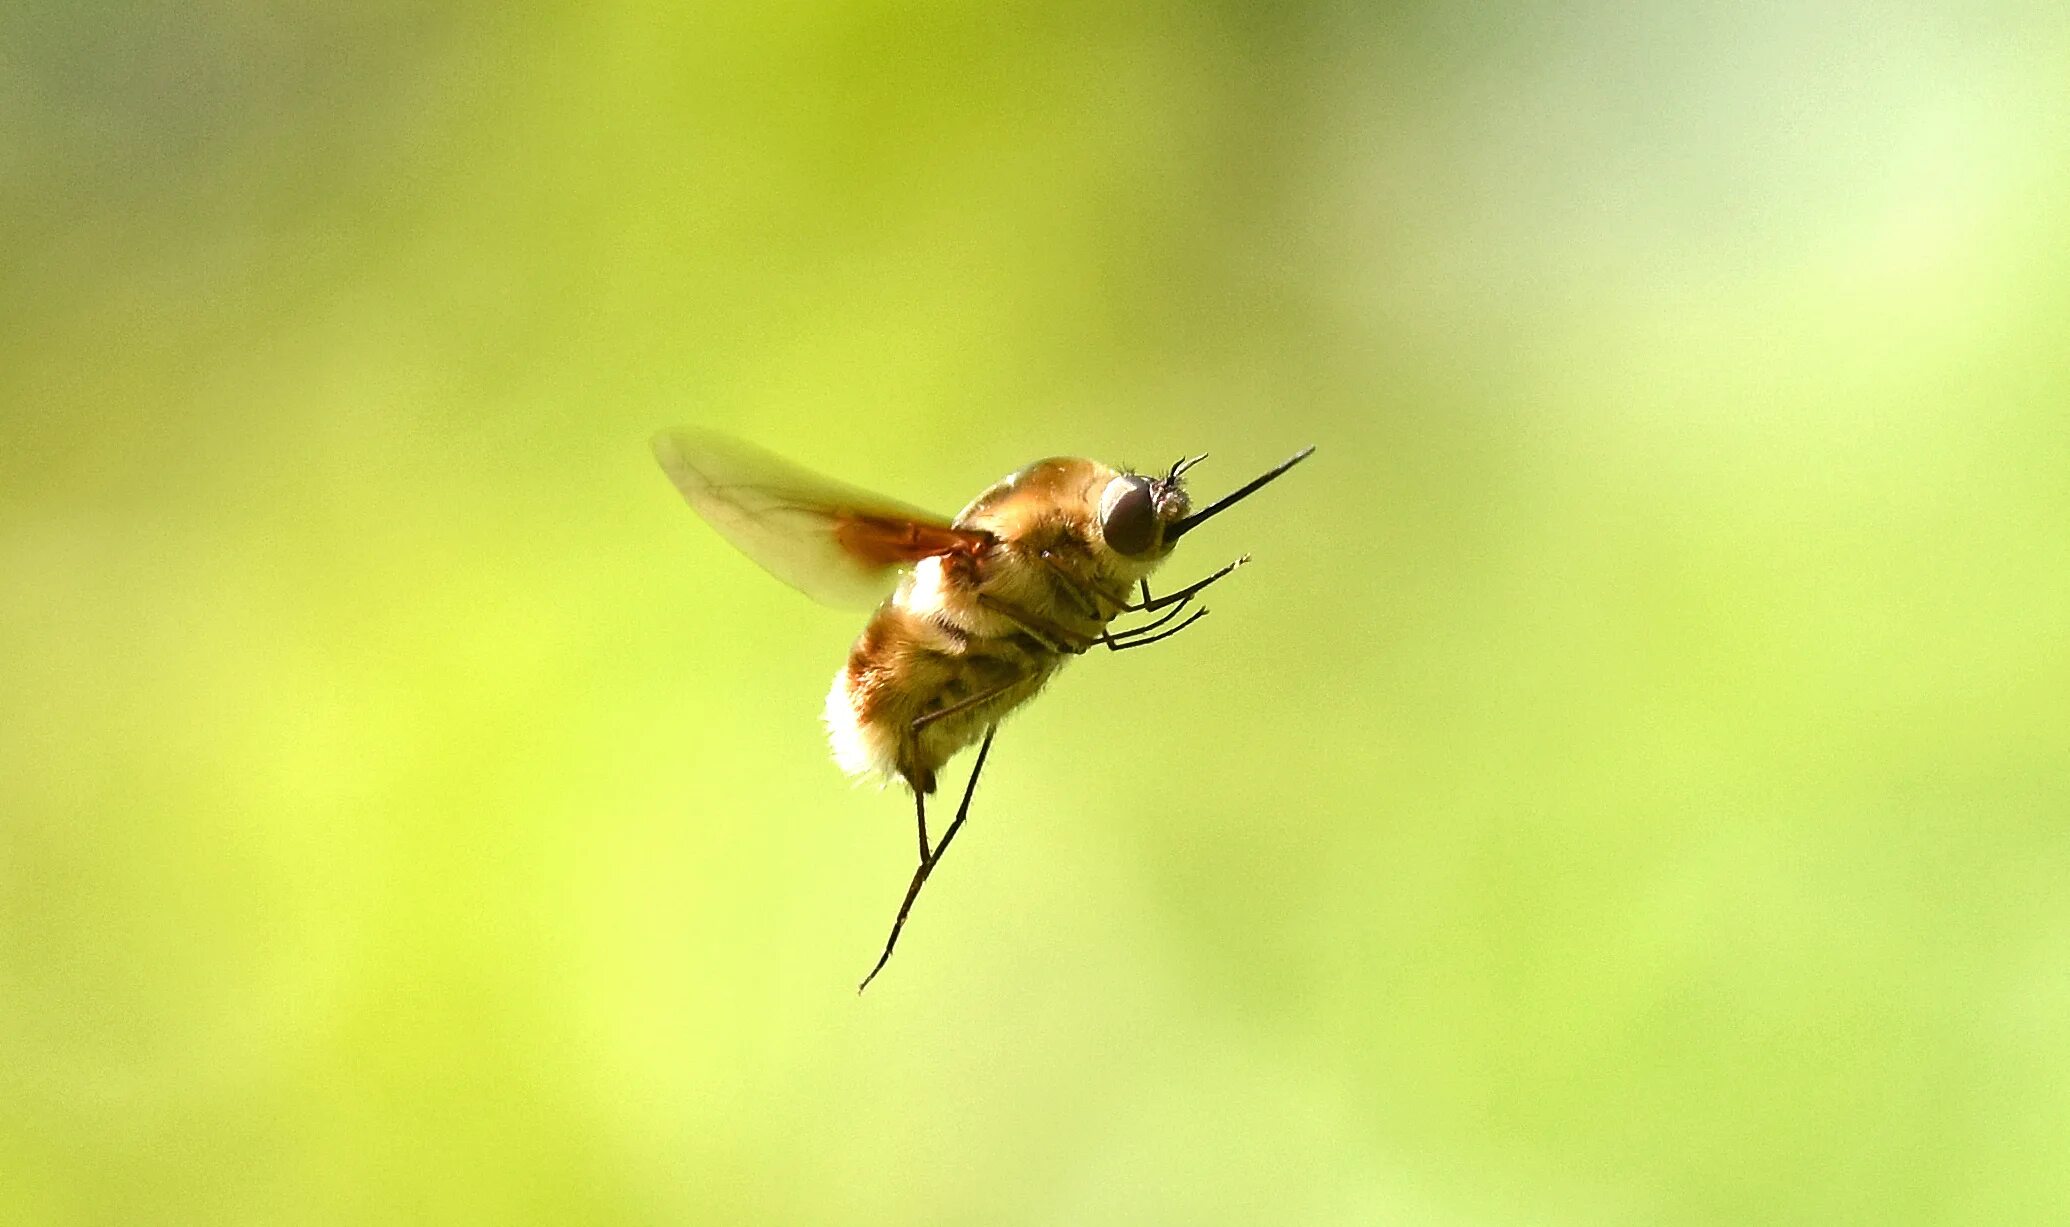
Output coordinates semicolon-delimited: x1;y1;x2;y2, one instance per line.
1166;445;1316;543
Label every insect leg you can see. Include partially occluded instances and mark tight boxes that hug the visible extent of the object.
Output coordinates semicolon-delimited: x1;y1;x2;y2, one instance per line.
977;593;1094;655
1039;550;1133;620
858;725;998;993
1103;606;1210;651
1103;595;1198;642
911;672;1027;732
1125;555;1247;612
913;790;930;865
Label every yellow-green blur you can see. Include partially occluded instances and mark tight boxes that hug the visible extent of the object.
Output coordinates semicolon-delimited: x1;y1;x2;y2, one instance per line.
5;4;2068;1223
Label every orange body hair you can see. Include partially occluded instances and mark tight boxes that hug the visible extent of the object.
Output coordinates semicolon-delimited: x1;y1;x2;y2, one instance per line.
822;457;1171;794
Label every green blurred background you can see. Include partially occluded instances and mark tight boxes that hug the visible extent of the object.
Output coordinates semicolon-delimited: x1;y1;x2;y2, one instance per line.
5;2;2068;1223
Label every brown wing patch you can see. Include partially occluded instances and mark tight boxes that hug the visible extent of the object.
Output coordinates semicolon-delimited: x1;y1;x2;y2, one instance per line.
654;428;992;608
834;512;990;568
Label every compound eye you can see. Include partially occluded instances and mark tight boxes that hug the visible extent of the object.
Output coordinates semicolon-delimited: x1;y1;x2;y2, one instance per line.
1099;475;1158;557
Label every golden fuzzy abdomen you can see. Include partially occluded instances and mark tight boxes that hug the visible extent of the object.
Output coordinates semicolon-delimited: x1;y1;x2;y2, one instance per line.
821;513;1154;795
822;601;1059;795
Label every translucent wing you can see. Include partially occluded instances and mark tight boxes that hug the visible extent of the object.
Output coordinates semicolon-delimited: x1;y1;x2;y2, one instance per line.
652;429;992;608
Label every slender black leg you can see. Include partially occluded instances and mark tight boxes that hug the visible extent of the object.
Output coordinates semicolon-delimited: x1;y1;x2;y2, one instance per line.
913;790;930;865
858;725;999;993
1124;556;1247;612
1038;551;1107;619
1105;607;1209;651
1103;595;1197;643
977;593;1094;655
911;673;1026;733
923;725;995;875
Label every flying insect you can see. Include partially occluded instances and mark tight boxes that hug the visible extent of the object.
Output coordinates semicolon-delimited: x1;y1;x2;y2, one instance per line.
652;429;1314;990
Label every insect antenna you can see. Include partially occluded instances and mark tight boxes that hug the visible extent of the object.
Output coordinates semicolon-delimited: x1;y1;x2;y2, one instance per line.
858;725;1000;993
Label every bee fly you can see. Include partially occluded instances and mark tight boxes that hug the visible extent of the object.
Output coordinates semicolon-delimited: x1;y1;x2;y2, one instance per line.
652;429;1314;990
